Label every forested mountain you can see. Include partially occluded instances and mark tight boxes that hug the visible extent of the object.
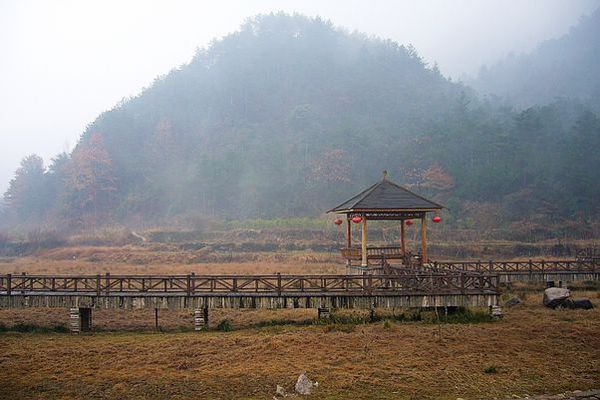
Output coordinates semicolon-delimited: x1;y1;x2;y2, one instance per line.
471;8;600;111
2;13;599;231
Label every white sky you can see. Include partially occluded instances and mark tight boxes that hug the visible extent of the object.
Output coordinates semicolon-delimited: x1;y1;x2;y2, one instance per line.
1;0;599;192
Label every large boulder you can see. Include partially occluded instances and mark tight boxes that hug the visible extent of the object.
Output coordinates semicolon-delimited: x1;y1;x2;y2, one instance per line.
543;287;571;309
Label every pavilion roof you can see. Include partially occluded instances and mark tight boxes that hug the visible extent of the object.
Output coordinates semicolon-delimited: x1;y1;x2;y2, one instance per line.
328;173;444;213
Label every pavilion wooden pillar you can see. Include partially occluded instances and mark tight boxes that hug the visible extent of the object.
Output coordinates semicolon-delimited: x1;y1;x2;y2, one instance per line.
361;216;368;268
346;217;352;267
421;216;428;264
400;221;406;256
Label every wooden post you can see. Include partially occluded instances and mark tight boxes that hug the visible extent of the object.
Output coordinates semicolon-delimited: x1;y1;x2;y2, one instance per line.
21;272;26;294
346;217;352;268
105;273;110;296
154;308;159;331
277;272;282;296
400;222;406;257
421;217;428;264
6;274;11;296
361;216;368;268
346;217;352;248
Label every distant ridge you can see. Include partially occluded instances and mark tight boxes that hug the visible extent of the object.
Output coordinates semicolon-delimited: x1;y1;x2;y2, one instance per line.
471;7;600;110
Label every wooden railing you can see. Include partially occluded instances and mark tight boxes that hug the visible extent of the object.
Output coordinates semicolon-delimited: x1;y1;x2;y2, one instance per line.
340;246;421;265
576;248;600;264
430;259;597;274
0;272;498;297
341;246;405;259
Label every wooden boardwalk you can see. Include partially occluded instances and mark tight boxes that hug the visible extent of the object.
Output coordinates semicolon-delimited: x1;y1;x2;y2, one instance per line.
429;259;598;282
0;272;499;310
1;259;596;332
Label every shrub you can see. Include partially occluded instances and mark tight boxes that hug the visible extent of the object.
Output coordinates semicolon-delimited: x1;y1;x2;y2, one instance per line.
483;366;499;374
0;323;68;333
322;324;356;333
435;308;494;324
216;319;233;332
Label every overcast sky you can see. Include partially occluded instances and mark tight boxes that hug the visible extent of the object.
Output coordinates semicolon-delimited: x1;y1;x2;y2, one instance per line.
1;0;599;193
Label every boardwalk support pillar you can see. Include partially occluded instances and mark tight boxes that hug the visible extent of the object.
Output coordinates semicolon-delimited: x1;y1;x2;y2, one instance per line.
490;305;503;319
194;306;209;331
69;307;92;334
318;307;331;319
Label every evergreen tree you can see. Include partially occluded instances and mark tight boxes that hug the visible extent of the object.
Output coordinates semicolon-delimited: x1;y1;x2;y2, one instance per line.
3;155;46;224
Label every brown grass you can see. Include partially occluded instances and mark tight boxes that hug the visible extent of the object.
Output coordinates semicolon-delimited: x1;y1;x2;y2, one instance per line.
1;292;599;399
0;247;343;275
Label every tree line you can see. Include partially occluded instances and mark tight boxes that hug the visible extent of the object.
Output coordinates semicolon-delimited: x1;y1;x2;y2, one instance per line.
2;13;599;231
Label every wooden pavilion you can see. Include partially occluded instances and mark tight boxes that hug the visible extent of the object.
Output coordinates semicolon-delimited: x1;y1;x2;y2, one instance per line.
328;171;443;271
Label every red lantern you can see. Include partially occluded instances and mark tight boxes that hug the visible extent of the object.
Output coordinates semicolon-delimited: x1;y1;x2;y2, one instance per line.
334;219;343;225
432;216;441;223
351;216;363;224
405;219;413;226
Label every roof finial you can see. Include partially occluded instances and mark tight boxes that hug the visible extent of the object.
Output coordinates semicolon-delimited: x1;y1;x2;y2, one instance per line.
382;170;388;181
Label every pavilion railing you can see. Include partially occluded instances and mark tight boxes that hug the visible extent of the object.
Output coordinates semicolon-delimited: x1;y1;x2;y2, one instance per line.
340;246;415;259
341;246;422;266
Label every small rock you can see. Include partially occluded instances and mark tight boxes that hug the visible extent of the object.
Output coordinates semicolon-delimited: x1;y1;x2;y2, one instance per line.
505;297;523;307
543;287;571;309
295;373;316;395
276;385;286;396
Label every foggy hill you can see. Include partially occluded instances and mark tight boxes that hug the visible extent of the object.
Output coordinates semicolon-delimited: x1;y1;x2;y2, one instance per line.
471;8;600;110
2;13;599;230
71;13;467;219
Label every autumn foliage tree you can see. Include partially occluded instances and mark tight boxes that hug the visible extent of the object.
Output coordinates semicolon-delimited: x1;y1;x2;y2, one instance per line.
421;164;455;190
63;133;117;228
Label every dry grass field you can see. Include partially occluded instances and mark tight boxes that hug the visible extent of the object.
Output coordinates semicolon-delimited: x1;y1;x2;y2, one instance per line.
0;245;343;275
1;295;599;400
0;245;599;399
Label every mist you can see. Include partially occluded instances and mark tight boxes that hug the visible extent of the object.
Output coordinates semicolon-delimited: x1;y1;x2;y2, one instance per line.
1;0;598;194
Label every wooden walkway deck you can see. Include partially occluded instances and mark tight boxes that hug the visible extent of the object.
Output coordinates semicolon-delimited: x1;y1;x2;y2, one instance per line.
0;272;499;310
0;259;596;311
429;259;598;282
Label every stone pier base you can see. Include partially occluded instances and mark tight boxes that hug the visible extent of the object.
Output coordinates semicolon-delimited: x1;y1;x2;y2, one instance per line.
317;307;330;319
69;307;92;333
194;307;209;331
